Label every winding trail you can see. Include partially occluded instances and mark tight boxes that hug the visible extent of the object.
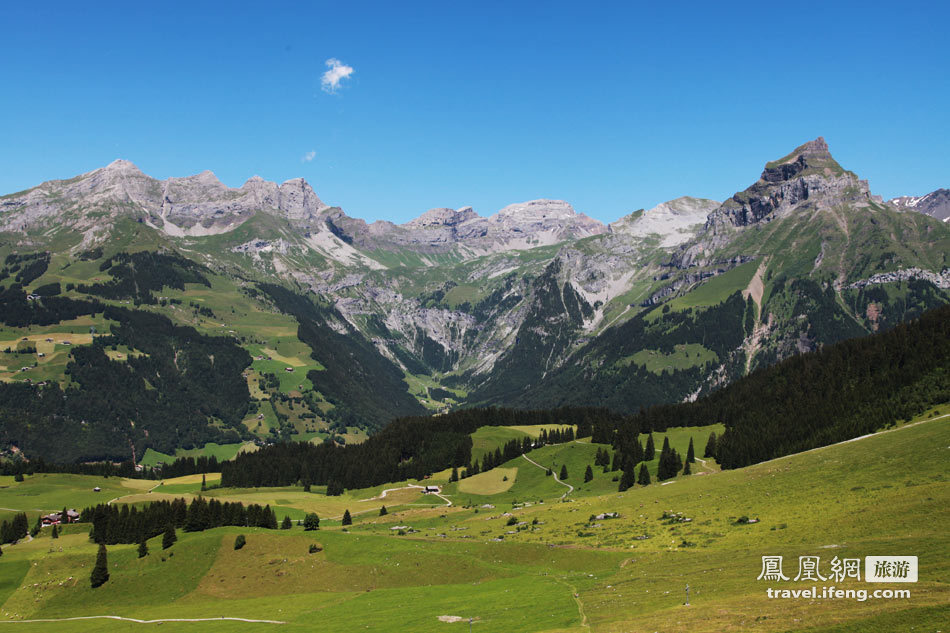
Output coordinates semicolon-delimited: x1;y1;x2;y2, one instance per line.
354;484;452;515
551;577;589;630
521;454;573;498
107;481;164;506
0;615;285;625
693;457;716;473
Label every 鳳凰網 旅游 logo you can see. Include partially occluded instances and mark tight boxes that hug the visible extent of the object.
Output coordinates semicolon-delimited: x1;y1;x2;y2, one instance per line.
757;555;917;602
757;555;918;583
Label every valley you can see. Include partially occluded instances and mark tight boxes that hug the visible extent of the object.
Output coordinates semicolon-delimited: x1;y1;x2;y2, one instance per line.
0;139;948;632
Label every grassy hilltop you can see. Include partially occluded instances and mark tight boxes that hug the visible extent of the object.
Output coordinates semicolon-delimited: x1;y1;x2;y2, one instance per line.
0;410;946;632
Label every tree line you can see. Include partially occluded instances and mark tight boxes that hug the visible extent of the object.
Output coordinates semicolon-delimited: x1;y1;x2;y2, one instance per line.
83;496;278;545
221;407;622;490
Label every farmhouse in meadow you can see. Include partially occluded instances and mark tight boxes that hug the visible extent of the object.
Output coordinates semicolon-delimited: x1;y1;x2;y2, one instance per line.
41;509;79;526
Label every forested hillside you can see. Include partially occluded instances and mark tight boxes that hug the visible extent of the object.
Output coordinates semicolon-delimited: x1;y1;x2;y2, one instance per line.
611;304;950;472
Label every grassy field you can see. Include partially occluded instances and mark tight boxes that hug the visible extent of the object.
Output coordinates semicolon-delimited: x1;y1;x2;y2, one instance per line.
646;259;759;319
457;467;518;495
140;442;257;468
620;343;719;374
0;411;945;631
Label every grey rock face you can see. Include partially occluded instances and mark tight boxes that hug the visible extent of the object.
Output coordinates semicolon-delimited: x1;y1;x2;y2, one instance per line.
403;206;479;228
847;267;950;290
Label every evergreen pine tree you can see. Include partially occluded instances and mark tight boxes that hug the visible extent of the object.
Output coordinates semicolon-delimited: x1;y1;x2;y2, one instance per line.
559;464;568;480
686;438;696;464
611;452;620;472
61;507;69;525
201;474;207;491
341;510;352;526
51;525;59;539
449;467;459;483
137;539;148;558
657;437;673;480
637;463;651;486
618;468;635;492
683;460;691;475
584;465;594;483
264;505;278;529
631;439;643;465
90;544;109;588
304;513;320;531
234;534;246;550
281;516;292;530
379;506;388;516
704;432;717;458
545;468;552;476
162;524;176;549
645;434;655;459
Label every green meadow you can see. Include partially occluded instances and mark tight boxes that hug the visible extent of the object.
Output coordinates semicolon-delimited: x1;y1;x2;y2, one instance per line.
0;412;945;631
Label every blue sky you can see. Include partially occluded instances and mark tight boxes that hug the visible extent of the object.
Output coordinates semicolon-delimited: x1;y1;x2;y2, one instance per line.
1;1;947;224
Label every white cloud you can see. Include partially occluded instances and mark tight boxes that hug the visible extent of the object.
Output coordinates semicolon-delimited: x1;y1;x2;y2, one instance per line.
301;150;316;163
321;58;354;93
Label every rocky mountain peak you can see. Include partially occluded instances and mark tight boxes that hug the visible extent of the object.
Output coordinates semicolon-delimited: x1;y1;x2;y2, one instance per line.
706;137;870;231
403;206;479;229
759;136;843;184
493;199;577;221
610;197;719;246
277;177;328;220
104;158;136;168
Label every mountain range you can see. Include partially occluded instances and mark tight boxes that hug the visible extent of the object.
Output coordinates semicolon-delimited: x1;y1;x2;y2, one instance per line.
1;137;948;461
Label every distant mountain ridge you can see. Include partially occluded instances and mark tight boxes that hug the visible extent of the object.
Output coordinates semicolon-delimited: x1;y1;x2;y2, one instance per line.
1;137;948;462
889;188;950;222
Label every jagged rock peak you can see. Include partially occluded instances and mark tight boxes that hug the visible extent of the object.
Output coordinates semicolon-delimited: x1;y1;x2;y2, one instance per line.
404;206;479;228
760;136;845;184
277;177;328;220
718;137;867;225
